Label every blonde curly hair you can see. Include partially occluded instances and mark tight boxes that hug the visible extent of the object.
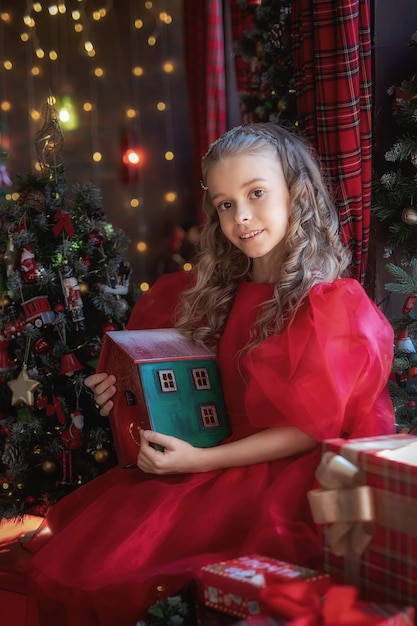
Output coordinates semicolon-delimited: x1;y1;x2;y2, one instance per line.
175;123;351;350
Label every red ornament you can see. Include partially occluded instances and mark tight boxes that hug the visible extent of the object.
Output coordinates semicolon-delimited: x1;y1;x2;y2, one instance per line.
0;331;13;371
55;302;65;313
20;246;40;284
88;230;104;246
408;401;416;408
60;423;83;450
34;336;51;355
58;352;84;376
102;321;118;333
402;294;417;314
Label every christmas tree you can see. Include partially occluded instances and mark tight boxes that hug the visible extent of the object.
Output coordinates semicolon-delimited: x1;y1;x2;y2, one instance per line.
372;31;417;433
233;0;296;126
0;99;137;520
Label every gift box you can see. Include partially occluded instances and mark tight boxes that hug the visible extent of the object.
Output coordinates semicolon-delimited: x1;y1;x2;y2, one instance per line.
259;580;415;625
96;329;230;467
200;554;331;619
308;433;417;609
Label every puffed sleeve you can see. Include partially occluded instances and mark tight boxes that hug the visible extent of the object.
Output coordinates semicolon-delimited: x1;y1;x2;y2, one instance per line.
126;271;192;330
242;279;395;441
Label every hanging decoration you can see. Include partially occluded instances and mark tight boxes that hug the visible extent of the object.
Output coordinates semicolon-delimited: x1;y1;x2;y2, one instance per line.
35;98;65;174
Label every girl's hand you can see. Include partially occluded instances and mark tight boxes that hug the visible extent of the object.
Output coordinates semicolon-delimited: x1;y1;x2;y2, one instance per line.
137;429;203;474
84;372;116;417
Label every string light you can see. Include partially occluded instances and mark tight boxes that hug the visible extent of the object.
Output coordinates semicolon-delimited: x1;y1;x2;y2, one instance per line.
2;0;190;286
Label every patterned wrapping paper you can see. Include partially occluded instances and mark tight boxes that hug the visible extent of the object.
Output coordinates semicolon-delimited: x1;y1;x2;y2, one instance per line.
200;554;331;619
309;434;417;608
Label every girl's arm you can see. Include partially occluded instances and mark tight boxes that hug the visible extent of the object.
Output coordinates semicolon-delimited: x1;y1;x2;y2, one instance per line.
137;427;317;474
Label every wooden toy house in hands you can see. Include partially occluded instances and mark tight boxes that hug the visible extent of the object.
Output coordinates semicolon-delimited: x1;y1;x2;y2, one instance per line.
96;329;230;467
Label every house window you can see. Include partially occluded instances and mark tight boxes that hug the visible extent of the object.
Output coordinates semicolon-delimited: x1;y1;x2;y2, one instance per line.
192;367;211;390
125;391;137;406
200;405;219;427
159;369;177;392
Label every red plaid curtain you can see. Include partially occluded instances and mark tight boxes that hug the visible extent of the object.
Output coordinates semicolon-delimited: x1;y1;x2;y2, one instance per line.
292;0;372;283
183;0;228;220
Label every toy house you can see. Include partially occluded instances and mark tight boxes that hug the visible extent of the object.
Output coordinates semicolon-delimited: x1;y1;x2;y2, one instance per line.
96;328;230;467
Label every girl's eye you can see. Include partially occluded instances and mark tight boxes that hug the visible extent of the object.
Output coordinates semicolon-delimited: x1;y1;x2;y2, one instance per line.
251;189;264;199
217;201;232;212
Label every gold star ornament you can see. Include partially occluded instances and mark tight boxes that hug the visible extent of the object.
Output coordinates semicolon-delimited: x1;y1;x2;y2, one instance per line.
7;365;40;407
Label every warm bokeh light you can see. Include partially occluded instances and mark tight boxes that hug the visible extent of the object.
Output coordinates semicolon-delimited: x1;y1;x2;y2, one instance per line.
183;263;192;272
140;282;150;292
164;192;177;202
1;1;189;288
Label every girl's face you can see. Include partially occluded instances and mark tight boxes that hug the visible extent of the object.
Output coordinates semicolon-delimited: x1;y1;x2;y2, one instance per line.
206;150;291;282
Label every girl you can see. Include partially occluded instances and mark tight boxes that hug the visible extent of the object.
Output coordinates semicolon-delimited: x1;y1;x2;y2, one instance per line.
22;123;395;625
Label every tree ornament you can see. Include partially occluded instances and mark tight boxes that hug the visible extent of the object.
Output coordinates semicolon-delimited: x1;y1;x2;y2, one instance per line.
42;459;57;474
58;351;84;376
78;281;89;297
102;321;118;333
16;407;35;423
20;246;40;284
3;233;19;277
0;331;13;372
93;448;109;464
18;187;46;213
401;207;417;225
411;154;417;168
52;208;75;238
402;294;417;314
35;99;64;172
59;262;85;327
60;410;84;450
396;328;416;352
33;336;52;355
88;228;105;246
7;364;40;407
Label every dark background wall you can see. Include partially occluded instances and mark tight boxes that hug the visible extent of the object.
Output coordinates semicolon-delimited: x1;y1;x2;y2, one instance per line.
0;0;194;289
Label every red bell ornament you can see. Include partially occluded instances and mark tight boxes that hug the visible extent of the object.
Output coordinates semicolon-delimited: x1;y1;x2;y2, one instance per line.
58;352;84;376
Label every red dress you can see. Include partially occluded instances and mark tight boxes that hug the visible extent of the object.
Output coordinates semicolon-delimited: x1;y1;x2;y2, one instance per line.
22;272;395;626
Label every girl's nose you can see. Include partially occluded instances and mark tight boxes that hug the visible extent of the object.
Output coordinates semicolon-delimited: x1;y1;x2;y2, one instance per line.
234;203;251;224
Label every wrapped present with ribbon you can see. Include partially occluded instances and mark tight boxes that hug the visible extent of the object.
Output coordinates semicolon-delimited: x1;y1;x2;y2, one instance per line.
307;434;417;608
200;554;331;620
259;580;415;626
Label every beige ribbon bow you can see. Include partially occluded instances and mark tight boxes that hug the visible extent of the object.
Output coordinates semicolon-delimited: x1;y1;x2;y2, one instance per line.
308;452;375;556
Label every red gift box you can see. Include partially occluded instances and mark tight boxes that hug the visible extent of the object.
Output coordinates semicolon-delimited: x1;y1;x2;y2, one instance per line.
260;580;415;625
200;554;331;619
308;434;417;609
